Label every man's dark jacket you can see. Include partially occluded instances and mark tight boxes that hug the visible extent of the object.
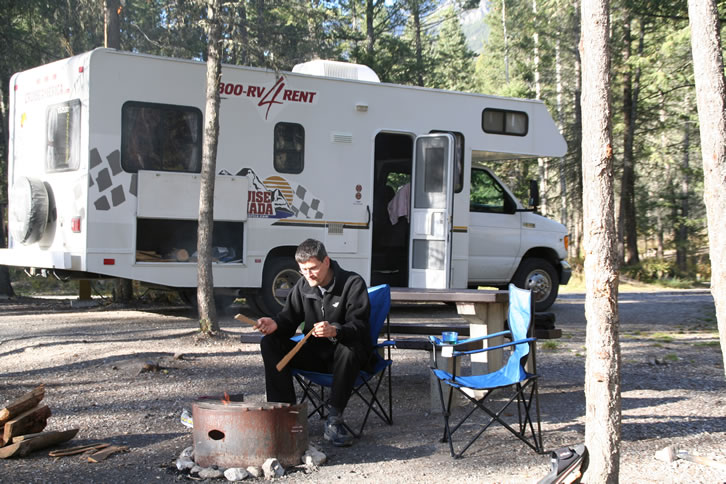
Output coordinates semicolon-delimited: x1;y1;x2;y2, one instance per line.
274;259;372;361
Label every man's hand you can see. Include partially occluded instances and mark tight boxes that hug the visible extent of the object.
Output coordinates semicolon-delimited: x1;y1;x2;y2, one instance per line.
312;321;337;338
255;317;278;335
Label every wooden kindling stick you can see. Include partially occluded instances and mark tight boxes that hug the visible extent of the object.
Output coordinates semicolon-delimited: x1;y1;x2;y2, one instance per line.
234;313;313;372
276;330;313;372
234;313;260;326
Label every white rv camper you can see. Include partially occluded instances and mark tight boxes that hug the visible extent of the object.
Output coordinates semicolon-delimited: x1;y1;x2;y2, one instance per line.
1;49;570;312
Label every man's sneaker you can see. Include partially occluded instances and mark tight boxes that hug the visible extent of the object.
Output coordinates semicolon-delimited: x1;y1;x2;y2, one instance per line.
324;417;353;447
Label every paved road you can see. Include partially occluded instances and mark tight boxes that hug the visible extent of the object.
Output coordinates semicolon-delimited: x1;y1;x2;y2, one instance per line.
552;289;715;331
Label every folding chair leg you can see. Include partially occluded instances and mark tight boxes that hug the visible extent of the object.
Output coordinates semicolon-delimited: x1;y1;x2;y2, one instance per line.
435;376;456;457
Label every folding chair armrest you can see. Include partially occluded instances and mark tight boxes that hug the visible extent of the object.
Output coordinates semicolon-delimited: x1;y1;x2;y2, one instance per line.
375;340;396;348
453;336;537;357
429;330;512;347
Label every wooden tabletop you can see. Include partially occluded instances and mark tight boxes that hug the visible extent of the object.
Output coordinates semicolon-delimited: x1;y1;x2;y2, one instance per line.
390;287;508;303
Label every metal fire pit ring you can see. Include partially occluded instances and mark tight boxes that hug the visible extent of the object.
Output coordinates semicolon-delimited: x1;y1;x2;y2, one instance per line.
192;401;308;468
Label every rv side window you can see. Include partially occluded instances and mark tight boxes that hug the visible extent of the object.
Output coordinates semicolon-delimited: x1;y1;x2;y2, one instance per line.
470;168;515;214
46;99;81;172
121;102;202;173
481;109;528;136
274;122;304;174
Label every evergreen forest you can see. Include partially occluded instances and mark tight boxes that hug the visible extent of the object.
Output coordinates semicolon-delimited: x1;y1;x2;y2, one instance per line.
1;0;722;283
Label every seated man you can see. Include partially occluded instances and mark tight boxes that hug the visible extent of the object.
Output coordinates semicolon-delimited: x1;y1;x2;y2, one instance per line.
255;238;371;447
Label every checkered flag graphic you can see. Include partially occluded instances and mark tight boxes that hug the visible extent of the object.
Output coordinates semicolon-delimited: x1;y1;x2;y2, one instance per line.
292;184;324;219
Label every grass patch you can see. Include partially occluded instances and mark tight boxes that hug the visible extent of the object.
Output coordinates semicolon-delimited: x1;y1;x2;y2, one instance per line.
694;340;720;347
664;353;679;362
541;340;559;350
649;333;675;343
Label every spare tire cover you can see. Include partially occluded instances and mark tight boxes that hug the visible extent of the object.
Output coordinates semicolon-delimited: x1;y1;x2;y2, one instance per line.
10;176;49;245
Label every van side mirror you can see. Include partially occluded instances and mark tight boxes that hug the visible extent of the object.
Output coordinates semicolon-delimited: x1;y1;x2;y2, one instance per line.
528;179;540;209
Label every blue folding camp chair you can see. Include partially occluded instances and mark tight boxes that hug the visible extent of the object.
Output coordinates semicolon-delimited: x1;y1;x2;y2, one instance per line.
430;284;543;458
291;284;394;438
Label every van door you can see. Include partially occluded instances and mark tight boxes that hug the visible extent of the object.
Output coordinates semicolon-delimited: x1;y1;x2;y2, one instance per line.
468;167;522;282
408;134;454;288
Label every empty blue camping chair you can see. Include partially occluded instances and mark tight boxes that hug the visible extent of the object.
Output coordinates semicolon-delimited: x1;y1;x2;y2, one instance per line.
429;284;543;458
291;284;394;437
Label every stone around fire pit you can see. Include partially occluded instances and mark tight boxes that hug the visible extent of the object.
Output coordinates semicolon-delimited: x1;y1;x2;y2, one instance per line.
192;400;308;469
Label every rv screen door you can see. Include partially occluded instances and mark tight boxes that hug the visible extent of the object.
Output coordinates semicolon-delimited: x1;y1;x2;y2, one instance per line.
408;134;454;288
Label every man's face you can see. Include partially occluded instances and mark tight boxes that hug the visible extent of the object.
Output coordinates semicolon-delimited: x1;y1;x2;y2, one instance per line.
298;256;332;288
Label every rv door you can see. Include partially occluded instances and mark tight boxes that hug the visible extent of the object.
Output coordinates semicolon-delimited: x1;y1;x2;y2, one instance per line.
408;134;454;288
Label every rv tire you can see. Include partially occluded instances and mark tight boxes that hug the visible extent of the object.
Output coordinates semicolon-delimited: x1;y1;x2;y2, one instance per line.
260;256;301;315
10;176;50;245
511;257;559;311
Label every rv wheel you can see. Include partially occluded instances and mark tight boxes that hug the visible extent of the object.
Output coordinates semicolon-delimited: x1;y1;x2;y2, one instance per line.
261;257;301;315
10;176;50;245
511;257;559;311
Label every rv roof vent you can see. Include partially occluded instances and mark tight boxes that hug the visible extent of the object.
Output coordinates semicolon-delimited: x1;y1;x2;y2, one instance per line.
292;60;380;83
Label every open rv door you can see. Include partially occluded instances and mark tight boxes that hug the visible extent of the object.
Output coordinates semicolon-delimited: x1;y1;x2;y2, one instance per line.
408;134;455;288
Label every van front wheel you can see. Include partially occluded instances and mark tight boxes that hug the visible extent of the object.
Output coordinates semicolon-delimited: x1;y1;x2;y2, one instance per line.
511;258;559;311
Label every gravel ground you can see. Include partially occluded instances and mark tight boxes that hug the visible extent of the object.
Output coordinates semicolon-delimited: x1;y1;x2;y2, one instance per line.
0;288;724;483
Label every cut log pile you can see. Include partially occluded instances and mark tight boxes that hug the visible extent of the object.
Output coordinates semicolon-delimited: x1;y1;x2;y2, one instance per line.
0;384;78;459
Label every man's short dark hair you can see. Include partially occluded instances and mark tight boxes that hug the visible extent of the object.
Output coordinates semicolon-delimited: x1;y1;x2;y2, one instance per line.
295;238;328;263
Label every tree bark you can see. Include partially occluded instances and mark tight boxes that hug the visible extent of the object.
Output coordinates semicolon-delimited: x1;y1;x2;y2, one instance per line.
676;99;690;272
687;0;726;377
502;0;510;83
412;1;424;87
104;0;121;50
571;0;584;259
0;204;13;297
580;0;621;481
366;0;375;60
104;0;133;302
555;0;567;228
618;11;634;266
197;0;223;333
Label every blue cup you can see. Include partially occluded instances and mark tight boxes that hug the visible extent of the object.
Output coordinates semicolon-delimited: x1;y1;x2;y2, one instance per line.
442;331;458;344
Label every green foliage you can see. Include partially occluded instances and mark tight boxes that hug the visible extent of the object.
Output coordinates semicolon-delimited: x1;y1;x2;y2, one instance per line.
621;255;711;285
541;340;559;350
429;6;475;91
0;0;719;275
649;332;674;343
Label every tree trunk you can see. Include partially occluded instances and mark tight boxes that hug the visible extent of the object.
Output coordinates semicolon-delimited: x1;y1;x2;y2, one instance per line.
413;1;424;87
502;0;509;83
197;0;224;334
104;0;133;302
619;13;641;267
676;101;690;272
256;0;266;66
555;2;567;227
366;0;375;60
533;0;548;216
104;0;121;50
580;0;621;481
0;203;13;297
571;0;584;259
687;0;726;377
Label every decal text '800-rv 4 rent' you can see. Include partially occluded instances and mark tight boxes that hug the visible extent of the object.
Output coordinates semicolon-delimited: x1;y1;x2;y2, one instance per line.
2;49;571;313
